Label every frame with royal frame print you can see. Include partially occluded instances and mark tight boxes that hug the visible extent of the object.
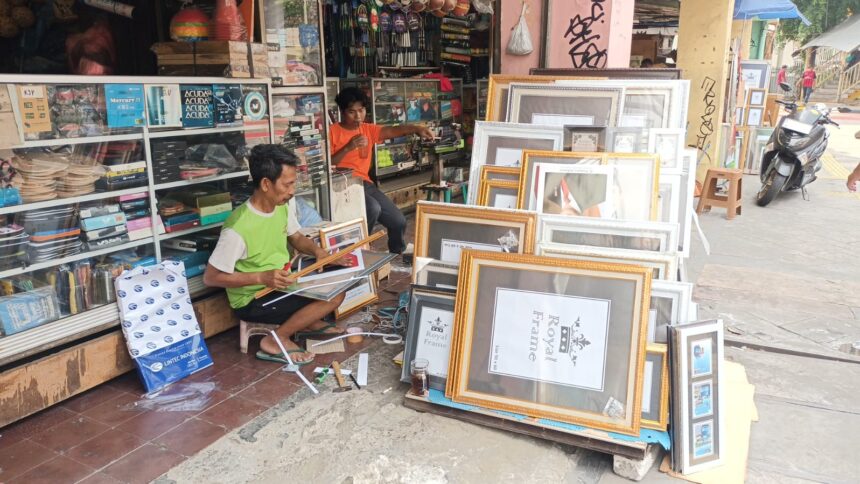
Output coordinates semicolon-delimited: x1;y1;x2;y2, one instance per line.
401;285;457;391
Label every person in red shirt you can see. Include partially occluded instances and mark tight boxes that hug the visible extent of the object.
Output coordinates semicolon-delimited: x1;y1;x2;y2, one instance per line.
330;87;434;254
802;67;816;104
776;65;787;85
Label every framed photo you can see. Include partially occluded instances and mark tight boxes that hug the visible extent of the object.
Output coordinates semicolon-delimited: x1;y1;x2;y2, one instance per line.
604;154;661;221
669;319;725;474
747;88;766;107
538;215;680;254
648;128;686;172
641;344;669;431
478;180;519;209
658;174;682;226
414;258;460;290
412;201;538;282
534;163;615;218
678;149;698;256
468;121;564;204
481;165;521;183
446;251;651;435
517;150;603;210
564;126;606;152
538;243;679;281
319;218;378;319
606;127;646;153
648;280;693;344
401;286;456;391
506;83;624;127
739;60;771;90
746;107;763;127
485;74;594;122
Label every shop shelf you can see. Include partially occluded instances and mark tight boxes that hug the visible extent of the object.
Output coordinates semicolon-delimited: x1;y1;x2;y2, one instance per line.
0;186;151;216
153;170;250;190
158;222;225;241
0;237;155;279
13;133;144;149
147;125;267;139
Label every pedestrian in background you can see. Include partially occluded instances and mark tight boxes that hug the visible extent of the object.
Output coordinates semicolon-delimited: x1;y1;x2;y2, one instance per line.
802;66;816;104
777;65;788;85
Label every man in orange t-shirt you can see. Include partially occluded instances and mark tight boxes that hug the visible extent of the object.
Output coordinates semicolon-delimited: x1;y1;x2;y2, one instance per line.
330;87;433;254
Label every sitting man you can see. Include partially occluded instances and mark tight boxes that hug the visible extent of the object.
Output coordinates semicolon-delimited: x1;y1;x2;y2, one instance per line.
204;144;346;365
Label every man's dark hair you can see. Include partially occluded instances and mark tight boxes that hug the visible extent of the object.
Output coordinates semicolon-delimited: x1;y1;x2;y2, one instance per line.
248;144;299;188
781;65;788;69
335;87;369;112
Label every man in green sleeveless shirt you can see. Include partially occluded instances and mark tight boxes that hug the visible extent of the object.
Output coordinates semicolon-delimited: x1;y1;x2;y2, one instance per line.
204;145;347;365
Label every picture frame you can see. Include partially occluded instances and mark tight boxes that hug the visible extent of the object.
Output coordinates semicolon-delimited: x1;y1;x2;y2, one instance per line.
564;126;607;152
477;180;520;209
468;121;564;204
739;60;771;90
678;149;698;256
669;319;725;474
746;107;763;127
538;243;679;281
319;218;379;319
604;153;661;221
446;250;651;436
555;80;690;130
401;286;457;391
533;163;616;218
648;280;693;344
412;201;538;283
538;215;680;254
484;74;596;122
506;83;624;128
606;127;646;153
658;174;682;226
517;150;603;210
642;344;670;431
481;165;521;183
747;88;766;107
413;257;460;290
735;107;744;124
648;128;686;172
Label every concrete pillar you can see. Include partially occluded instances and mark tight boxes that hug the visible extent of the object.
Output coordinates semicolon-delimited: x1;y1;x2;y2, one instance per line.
677;0;734;177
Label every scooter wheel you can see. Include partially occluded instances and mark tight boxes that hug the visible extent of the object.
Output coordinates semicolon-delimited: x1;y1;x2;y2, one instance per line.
756;170;788;207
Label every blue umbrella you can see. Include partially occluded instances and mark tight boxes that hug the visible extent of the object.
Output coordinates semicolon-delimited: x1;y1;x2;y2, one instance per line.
733;0;812;25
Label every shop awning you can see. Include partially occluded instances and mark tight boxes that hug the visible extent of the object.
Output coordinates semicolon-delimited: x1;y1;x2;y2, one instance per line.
801;14;860;52
733;0;811;25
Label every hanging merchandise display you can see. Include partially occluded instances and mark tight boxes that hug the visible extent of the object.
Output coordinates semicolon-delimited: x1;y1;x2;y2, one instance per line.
169;5;210;42
506;2;534;56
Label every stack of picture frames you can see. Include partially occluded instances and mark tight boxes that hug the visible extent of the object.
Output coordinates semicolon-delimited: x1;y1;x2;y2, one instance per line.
398;73;723;475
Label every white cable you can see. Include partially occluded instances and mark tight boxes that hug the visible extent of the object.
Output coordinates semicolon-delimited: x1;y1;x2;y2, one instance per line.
269;330;318;394
309;332;403;347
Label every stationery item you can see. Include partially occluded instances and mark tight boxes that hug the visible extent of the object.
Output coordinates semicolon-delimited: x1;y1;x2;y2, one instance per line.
80;212;127;232
105;84;146;128
146;84;182;127
180;85;215;128
212;84;244;127
16;85;52;135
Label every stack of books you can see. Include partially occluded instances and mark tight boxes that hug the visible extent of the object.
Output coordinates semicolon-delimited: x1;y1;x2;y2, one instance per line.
119;192;153;241
97;162;148;191
79;204;129;251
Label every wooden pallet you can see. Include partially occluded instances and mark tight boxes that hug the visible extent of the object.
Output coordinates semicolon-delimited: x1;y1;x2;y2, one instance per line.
402;392;649;461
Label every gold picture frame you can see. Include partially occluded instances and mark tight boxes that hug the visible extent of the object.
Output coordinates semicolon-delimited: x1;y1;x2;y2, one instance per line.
319;218;379;319
642;344;670;431
446;250;651;435
412;201;538;283
477;180;520;208
481;165;521;183
485;74;601;122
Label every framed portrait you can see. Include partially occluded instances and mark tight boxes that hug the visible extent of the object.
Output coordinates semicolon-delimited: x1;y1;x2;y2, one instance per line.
746;107;763;127
478;180;520;209
641;344;669;431
648;128;686;172
604;154;661;221
412;201;538;282
517;150;602;210
481;165;521;183
739;60;771;90
319;218;378;319
669;319;725;474
658;174;682;226
485;74;596;122
648;280;693;344
564;126;606;152
747;88;766;107
446;250;651;435
534;163;615;218
606;127;646;153
506;83;624;127
538;243;679;281
401;286;456;391
538;215;679;254
468;121;564;204
414;258;460;290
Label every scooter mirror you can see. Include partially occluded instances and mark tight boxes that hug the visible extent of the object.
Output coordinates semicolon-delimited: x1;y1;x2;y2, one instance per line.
779;82;792;92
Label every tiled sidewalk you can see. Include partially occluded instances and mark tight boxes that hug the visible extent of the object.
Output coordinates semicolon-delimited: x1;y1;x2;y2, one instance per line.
0;312;397;484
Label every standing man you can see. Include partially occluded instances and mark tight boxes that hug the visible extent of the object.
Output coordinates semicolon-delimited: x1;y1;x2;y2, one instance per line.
330;87;434;254
777;65;788;85
802;66;816;104
204;144;348;365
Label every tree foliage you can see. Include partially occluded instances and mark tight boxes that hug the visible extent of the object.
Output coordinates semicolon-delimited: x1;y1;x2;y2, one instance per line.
777;0;859;44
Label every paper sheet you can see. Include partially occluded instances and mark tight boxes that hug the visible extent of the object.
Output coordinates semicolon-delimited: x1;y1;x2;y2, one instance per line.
306;338;346;355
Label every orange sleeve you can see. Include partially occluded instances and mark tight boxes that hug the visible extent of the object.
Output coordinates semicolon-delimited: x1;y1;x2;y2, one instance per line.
365;123;383;145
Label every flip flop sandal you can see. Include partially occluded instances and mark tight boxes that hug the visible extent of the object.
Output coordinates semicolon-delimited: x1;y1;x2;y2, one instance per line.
255;349;315;366
294;322;346;339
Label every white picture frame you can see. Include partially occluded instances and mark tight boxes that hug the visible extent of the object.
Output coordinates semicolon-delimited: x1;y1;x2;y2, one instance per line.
746;107;763;127
648;280;693;343
604;154;661;222
538;243;680;281
679;149;698;257
648;128;686;173
658;174;682;226
533;163;616;218
468;122;564;205
538;215;680;254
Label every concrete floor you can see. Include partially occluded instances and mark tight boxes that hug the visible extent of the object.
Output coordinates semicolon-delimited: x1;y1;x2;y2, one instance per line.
157;123;860;484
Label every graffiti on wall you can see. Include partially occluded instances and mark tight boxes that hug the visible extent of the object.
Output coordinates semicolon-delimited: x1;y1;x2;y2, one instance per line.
564;0;609;68
695;76;717;164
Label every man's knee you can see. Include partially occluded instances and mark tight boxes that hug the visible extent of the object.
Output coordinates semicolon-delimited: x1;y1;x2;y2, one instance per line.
366;198;381;222
388;211;407;232
332;292;346;306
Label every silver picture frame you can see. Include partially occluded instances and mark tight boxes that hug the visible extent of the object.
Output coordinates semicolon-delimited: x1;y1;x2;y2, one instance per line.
658;174;682;226
648;128;686;173
413;257;460;290
505;83;625;128
401;285;457;391
649;280;693;344
538;215;680;254
538;243;680;281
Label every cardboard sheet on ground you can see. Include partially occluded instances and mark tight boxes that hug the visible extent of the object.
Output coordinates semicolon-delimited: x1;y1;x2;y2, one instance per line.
306;338;346;354
660;361;758;483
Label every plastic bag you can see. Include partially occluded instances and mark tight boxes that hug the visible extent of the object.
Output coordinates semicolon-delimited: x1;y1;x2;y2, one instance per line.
506;3;533;56
472;0;494;14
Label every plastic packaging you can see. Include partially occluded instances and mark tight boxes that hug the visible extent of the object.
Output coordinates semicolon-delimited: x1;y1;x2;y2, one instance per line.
506;3;533;56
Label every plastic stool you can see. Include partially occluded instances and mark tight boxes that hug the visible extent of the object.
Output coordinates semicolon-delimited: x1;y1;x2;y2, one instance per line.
239;320;279;354
696;168;743;220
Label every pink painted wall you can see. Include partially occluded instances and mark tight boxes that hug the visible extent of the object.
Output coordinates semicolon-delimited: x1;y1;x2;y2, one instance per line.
545;0;613;69
607;0;633;67
499;0;544;75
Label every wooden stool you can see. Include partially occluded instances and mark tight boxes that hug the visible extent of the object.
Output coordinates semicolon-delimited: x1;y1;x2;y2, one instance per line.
696;168;743;220
239;320;279;354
